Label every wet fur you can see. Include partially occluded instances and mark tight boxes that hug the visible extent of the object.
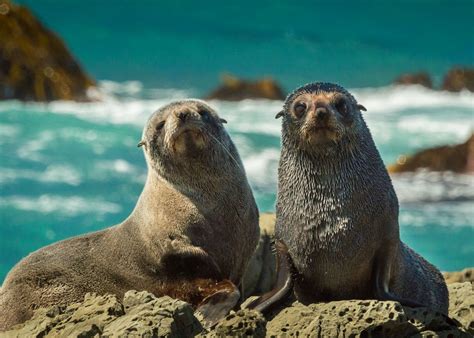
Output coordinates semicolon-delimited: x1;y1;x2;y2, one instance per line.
275;83;448;313
0;99;260;331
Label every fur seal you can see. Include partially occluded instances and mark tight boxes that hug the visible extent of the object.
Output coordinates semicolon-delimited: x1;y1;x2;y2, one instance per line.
0;99;260;331
247;82;449;315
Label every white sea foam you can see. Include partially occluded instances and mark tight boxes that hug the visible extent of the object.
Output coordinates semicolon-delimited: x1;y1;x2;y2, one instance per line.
243;148;280;189
400;201;474;228
0;165;82;186
0;124;21;140
393;171;474;203
0;195;121;216
1;81;473;225
352;85;474;113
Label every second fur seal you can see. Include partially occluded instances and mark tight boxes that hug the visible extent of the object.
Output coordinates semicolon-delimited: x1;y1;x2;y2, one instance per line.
247;82;449;314
0;99;260;331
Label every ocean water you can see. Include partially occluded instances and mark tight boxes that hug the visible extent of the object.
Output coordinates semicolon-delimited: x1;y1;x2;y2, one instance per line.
1;83;473;282
1;0;474;282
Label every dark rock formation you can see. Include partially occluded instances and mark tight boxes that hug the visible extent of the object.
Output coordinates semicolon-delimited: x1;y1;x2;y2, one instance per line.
205;74;285;101
394;72;433;88
442;67;474;92
0;0;96;101
388;134;474;174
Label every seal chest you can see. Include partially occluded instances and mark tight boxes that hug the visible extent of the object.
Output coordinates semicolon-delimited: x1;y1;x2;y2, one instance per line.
247;82;449;315
0;99;259;331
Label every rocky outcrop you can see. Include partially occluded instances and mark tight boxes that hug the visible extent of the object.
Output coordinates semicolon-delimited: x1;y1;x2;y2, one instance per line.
448;282;474;334
205;74;285;101
444;268;474;284
4;283;472;337
393;72;433;88
266;298;469;337
2;291;202;337
442;67;474;92
0;0;95;101
388;134;474;174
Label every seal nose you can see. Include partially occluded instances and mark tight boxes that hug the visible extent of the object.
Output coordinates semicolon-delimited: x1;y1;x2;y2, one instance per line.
178;111;188;122
314;107;329;121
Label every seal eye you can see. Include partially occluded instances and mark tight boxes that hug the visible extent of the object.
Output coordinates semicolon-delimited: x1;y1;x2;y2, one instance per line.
156;121;165;131
198;110;211;122
294;102;307;118
335;98;349;116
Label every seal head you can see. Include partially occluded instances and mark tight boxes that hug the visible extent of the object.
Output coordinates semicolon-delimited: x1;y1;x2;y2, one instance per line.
139;99;235;184
277;82;367;153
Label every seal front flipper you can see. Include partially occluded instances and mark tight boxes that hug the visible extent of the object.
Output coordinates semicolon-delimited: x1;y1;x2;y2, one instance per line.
245;239;295;315
195;280;240;329
373;244;424;309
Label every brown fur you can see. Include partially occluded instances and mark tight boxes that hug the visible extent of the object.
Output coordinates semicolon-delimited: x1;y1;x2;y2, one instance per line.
0;99;260;331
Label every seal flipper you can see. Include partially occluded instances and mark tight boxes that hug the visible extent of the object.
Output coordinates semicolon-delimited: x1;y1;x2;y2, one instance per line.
195;281;240;329
245;239;295;314
373;245;424;309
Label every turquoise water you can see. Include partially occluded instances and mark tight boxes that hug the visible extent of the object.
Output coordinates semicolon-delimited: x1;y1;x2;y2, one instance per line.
1;1;474;282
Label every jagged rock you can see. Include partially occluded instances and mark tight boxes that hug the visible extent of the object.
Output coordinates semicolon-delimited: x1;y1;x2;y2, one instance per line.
242;212;277;297
3;282;472;337
2;291;202;337
203;309;266;337
447;282;474;334
205;74;285;101
442;67;474;92
0;0;96;101
103;291;202;337
388;134;474;174
394;72;433;88
266;300;469;337
444;268;474;284
2;293;124;337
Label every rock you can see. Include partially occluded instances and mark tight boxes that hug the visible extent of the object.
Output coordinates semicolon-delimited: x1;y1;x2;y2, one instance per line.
242;212;277;297
388;134;474;174
444;268;474;284
266;300;469;337
447;282;474;334
205;74;285;101
0;0;96;101
2;291;202;337
203;309;266;337
103;291;202;337
3;281;472;337
3;293;124;337
394;72;433;88
442;67;474;92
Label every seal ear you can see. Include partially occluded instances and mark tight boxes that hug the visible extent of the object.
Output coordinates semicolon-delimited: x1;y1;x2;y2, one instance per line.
219;118;227;124
357;104;367;112
275;111;284;119
137;140;146;148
